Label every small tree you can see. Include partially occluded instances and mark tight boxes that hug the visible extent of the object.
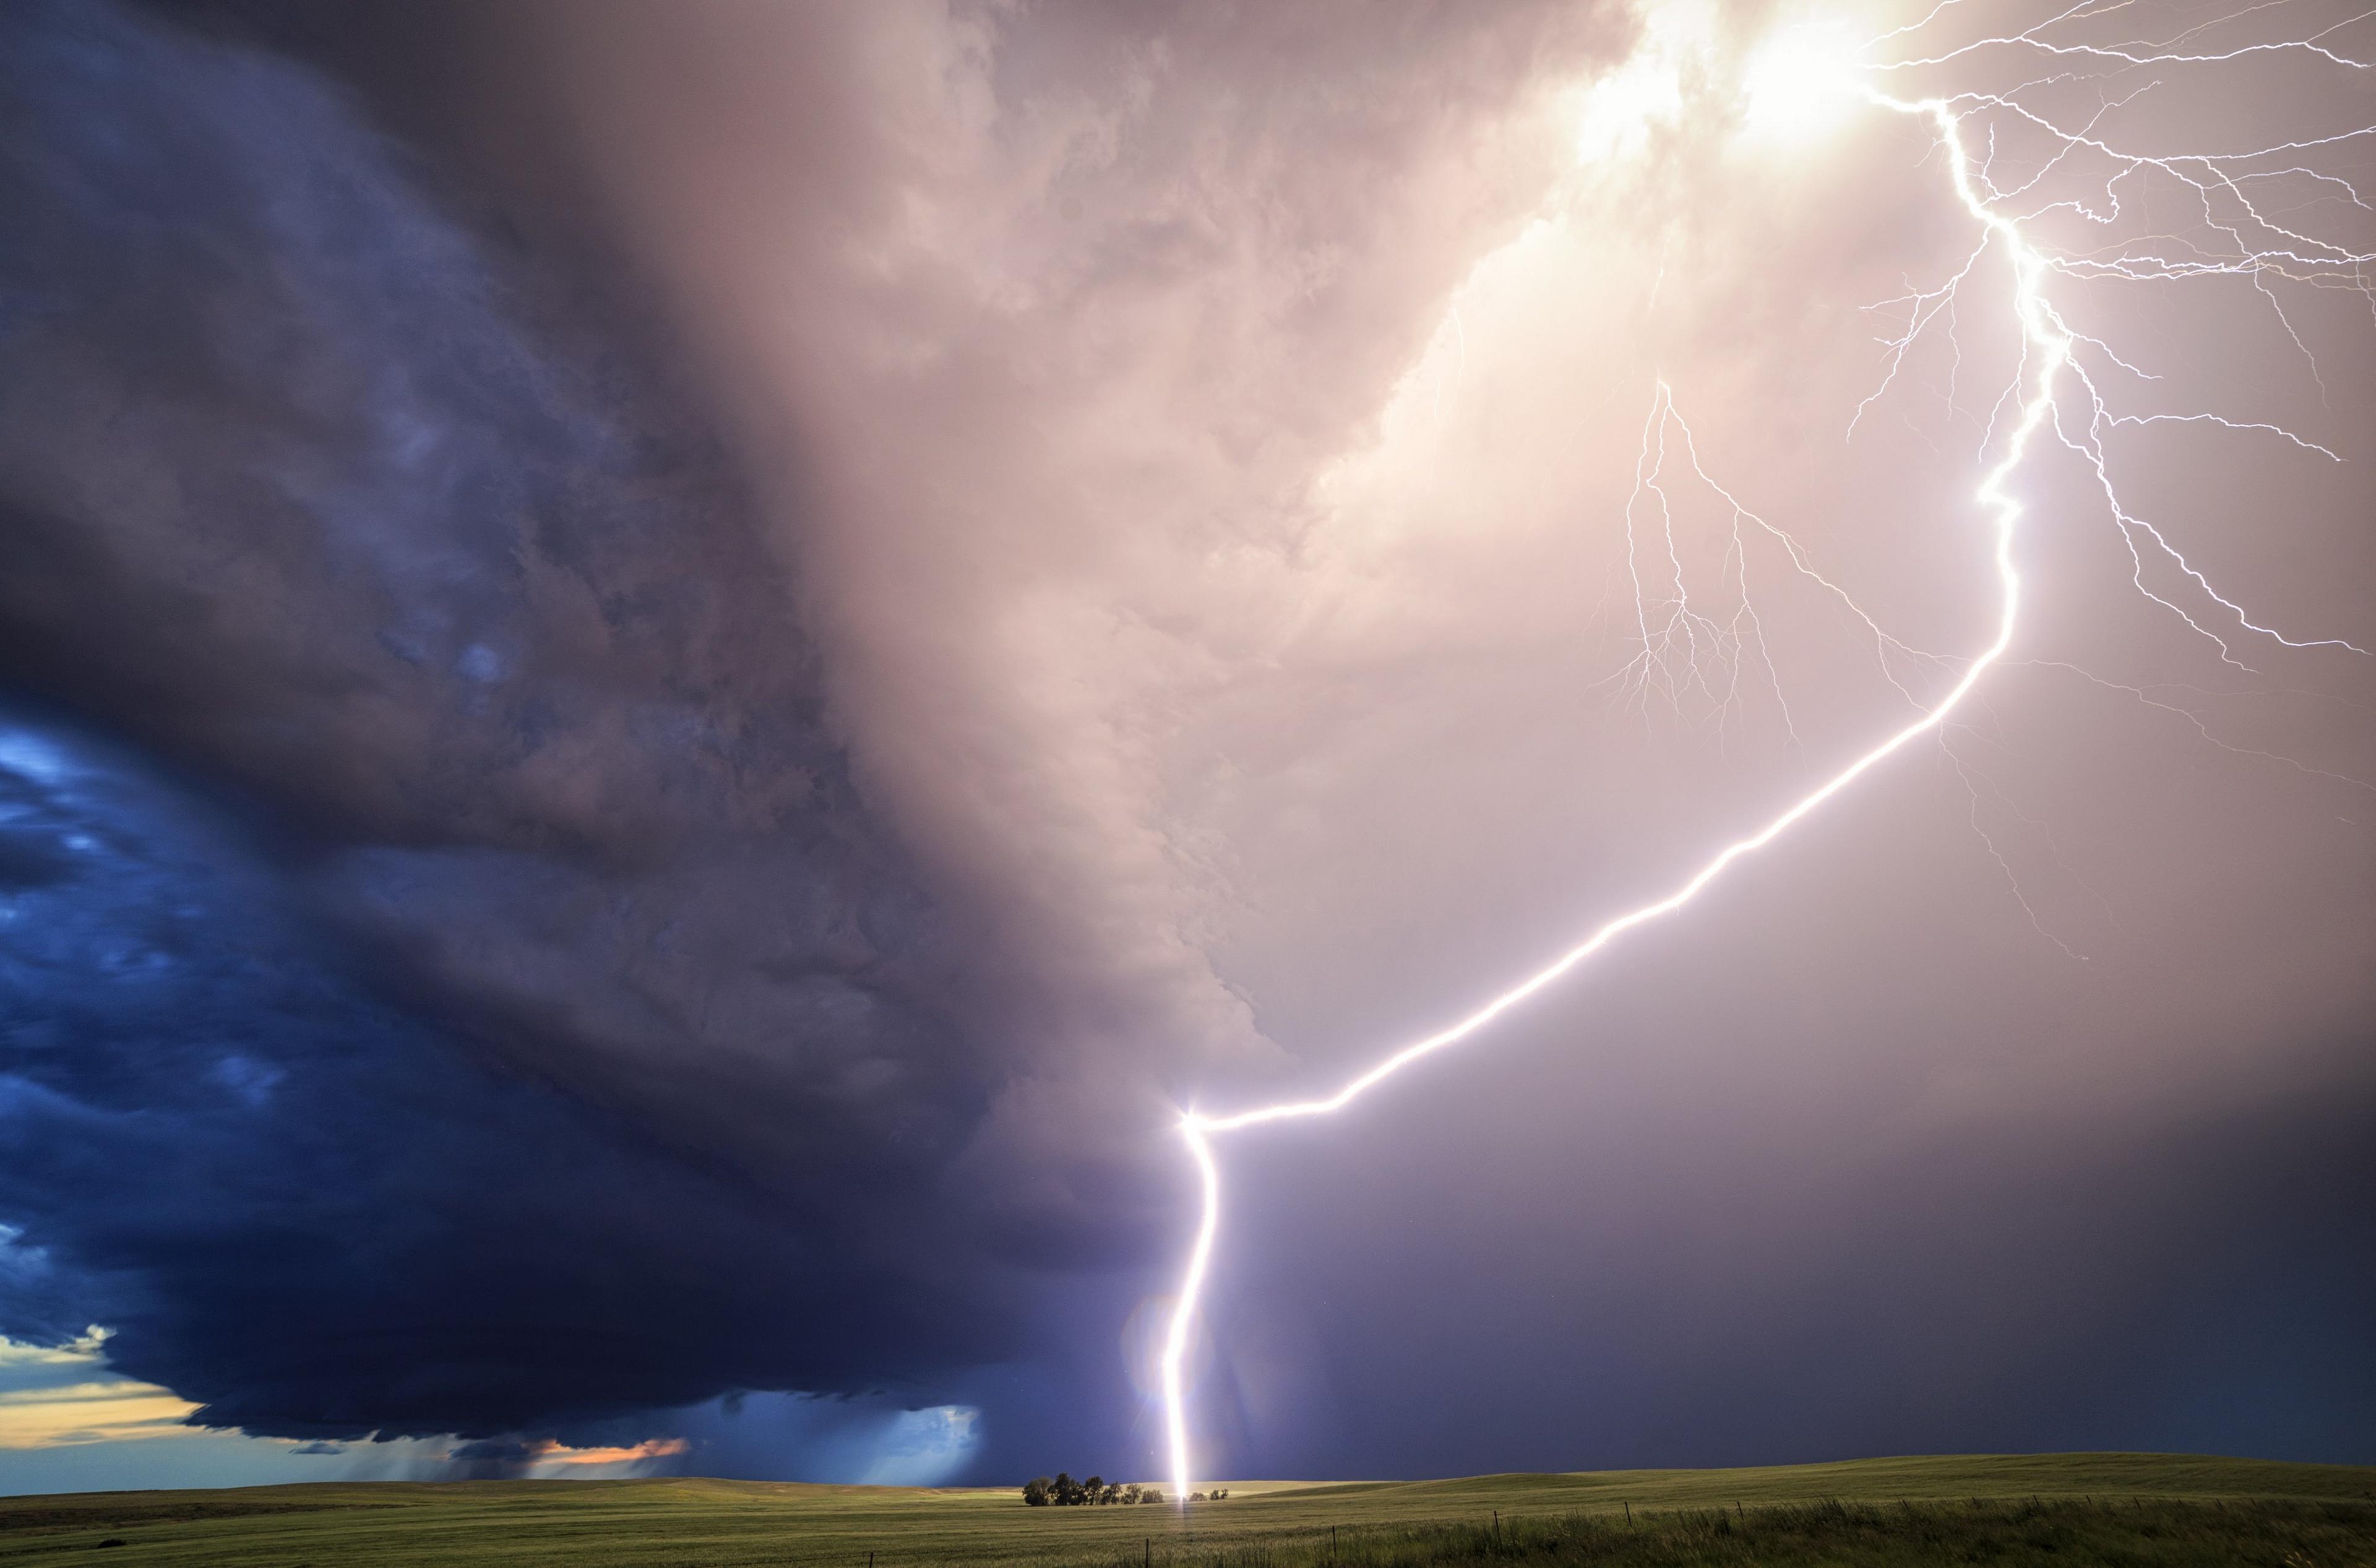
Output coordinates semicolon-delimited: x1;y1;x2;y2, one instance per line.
1140;1488;1165;1505
1022;1476;1053;1506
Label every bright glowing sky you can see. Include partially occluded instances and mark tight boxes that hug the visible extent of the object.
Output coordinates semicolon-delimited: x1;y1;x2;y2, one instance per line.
0;0;2370;1493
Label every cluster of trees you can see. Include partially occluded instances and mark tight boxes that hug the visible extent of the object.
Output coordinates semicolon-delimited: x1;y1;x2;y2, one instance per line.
1023;1474;1153;1506
1021;1474;1233;1506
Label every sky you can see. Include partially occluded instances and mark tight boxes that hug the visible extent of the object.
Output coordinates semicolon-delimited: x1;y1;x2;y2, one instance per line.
0;0;2371;1496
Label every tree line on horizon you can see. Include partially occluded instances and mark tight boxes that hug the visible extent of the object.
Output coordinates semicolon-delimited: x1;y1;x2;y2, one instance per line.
1021;1473;1231;1506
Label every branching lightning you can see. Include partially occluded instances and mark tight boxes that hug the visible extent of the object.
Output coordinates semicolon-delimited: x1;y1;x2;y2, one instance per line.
1156;2;2374;1503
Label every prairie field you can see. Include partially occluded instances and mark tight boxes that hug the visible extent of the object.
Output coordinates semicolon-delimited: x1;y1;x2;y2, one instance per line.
1;1452;2370;1567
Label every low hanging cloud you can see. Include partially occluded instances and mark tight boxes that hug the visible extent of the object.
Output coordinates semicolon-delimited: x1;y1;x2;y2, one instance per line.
0;701;1018;1439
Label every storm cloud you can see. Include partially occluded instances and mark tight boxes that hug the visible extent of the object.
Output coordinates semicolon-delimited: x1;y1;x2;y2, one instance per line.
0;0;1034;1447
1;0;2371;1486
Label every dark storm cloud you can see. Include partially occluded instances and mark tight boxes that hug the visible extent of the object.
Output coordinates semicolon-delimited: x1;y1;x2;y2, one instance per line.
0;708;1002;1439
0;0;1038;1442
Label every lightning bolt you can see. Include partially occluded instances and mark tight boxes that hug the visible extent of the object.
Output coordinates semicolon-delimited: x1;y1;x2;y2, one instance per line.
1156;3;2372;1504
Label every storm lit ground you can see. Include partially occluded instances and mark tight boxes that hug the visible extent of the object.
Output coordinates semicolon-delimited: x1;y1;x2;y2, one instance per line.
4;1455;2374;1566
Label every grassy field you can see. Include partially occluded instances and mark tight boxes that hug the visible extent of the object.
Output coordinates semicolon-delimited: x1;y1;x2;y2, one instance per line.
0;1453;2369;1566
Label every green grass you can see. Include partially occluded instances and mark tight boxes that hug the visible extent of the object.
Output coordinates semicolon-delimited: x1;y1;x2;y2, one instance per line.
0;1454;2369;1566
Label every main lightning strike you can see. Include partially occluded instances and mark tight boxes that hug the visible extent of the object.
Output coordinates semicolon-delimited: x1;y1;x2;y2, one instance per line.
1163;92;2049;1504
1157;5;2374;1504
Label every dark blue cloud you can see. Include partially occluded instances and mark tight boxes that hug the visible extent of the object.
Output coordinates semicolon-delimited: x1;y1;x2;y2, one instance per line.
0;0;1035;1447
0;707;1005;1439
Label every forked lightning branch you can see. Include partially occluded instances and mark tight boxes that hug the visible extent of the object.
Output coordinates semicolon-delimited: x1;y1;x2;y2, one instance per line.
1156;2;2374;1504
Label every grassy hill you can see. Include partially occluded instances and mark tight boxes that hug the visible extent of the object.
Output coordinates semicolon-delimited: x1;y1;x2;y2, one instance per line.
0;1452;2369;1566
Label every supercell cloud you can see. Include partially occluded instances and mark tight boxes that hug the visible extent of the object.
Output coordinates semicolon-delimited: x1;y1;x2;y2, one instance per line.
0;0;2371;1484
